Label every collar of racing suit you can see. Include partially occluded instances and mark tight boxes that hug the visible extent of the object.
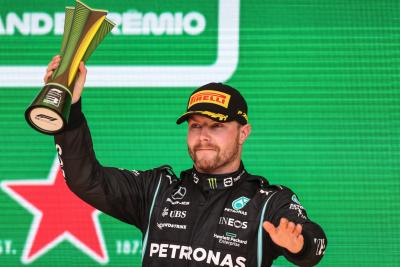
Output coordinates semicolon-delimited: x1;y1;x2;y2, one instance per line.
187;161;250;191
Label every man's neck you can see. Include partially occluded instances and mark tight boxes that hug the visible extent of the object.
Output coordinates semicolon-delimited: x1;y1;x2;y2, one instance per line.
191;161;246;191
194;159;242;175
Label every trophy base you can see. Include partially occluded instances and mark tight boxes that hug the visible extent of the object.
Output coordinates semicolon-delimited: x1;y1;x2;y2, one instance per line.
25;84;72;135
26;107;65;134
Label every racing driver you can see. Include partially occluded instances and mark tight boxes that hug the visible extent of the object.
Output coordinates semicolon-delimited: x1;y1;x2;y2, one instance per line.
47;56;327;267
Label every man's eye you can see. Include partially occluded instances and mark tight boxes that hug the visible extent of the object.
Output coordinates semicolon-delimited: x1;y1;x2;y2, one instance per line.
212;123;223;128
190;124;200;128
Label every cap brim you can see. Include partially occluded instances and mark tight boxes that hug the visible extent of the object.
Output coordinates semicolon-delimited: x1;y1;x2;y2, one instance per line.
176;112;192;124
176;110;230;124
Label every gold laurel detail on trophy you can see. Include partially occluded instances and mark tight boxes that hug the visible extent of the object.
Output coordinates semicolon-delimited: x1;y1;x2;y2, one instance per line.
68;15;106;86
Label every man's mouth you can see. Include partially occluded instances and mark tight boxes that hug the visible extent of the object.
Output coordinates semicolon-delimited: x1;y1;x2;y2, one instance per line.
195;148;216;151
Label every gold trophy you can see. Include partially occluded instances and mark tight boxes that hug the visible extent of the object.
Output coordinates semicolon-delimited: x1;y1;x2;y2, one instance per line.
25;0;115;135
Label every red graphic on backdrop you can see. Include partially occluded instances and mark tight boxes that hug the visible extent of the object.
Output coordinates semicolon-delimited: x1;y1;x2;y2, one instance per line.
1;156;108;264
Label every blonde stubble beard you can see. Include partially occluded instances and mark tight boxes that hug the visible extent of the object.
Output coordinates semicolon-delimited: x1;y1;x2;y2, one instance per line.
188;133;242;173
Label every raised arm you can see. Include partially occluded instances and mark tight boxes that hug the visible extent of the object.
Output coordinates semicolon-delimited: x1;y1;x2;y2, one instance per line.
46;57;165;232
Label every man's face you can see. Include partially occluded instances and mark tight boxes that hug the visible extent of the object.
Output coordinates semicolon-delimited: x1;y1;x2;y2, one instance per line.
187;115;248;174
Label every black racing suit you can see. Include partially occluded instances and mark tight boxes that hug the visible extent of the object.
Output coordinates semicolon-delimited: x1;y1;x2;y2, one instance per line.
54;100;327;267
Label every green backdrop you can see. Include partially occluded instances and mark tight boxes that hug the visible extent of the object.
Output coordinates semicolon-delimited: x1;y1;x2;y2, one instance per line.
0;0;399;266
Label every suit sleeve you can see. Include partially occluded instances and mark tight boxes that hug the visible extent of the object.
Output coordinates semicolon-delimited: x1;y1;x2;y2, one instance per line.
54;99;163;232
264;186;327;267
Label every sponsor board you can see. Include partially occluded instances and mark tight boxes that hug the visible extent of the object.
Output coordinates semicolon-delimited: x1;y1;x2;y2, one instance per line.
0;11;205;36
0;0;240;87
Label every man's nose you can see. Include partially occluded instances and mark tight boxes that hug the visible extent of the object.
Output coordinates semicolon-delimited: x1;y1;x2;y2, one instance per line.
199;127;211;142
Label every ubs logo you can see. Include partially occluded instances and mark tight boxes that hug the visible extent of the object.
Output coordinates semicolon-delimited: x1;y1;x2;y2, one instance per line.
162;207;187;219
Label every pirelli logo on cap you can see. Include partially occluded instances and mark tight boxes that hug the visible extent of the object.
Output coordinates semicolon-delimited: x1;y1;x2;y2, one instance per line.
188;90;231;109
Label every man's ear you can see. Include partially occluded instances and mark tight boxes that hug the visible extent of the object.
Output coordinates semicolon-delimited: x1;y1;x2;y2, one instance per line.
239;124;251;145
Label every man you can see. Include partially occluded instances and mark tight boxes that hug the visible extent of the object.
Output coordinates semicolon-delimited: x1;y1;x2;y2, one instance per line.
47;55;327;267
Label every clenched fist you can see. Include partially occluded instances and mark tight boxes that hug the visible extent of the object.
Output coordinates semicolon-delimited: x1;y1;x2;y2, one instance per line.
44;55;87;104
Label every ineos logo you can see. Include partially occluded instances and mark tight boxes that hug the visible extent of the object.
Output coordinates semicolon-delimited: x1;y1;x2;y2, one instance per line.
219;217;248;229
172;186;186;200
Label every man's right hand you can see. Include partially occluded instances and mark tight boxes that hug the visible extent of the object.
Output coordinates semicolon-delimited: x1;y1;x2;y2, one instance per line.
44;55;87;104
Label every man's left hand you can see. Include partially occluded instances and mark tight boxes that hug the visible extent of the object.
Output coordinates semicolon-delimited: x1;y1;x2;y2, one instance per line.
263;218;304;254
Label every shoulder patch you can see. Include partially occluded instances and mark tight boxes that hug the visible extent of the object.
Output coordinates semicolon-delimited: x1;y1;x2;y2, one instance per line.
156;165;178;184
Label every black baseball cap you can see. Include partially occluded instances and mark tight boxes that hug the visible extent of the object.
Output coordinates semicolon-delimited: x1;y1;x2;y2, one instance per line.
176;82;248;125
